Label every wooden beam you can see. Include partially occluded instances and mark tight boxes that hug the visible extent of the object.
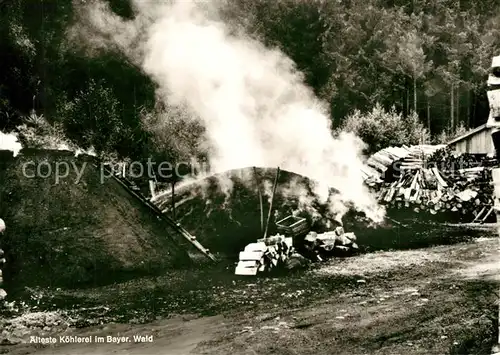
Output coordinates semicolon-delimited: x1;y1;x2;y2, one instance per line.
480;207;494;223
263;167;280;240
171;181;176;221
491;168;500;234
253;167;264;234
149;180;156;199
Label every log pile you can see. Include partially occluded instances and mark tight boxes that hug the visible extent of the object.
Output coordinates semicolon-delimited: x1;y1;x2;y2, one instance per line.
362;144;447;186
234;214;359;275
303;227;358;260
428;149;497;170
235;234;295;275
362;145;496;222
376;165;495;222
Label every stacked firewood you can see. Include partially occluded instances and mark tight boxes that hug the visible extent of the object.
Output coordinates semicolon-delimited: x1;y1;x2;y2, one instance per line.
428;149;497;170
303;227;358;260
377;165;494;222
235;234;295;275
362;144;446;186
234;222;359;275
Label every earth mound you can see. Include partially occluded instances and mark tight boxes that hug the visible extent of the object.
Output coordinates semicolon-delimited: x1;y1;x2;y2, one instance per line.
0;149;189;290
152;167;346;256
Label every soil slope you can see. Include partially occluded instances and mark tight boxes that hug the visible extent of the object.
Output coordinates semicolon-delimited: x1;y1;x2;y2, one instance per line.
0;149;189;290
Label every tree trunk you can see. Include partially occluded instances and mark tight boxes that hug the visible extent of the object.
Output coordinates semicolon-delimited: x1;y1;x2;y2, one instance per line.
171;181;176;221
456;83;460;127
467;89;471;128
413;76;417;113
406;86;410;115
427;99;431;133
472;90;476;127
450;82;454;131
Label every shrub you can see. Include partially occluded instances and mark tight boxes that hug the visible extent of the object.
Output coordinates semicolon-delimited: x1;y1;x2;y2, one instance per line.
58;79;123;155
17;110;76;150
140;105;207;165
340;103;430;155
433;122;468;145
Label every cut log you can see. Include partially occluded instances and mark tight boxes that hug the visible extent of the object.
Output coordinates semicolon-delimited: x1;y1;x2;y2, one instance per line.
431;167;448;187
237;260;259;268
235;265;258;275
239;251;264;261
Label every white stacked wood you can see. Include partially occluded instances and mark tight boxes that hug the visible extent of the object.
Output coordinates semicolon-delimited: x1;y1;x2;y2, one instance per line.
235;227;359;275
363;144;447;183
235;234;294;275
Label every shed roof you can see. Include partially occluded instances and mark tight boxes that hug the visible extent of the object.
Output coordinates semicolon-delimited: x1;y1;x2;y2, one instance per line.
446;124;490;145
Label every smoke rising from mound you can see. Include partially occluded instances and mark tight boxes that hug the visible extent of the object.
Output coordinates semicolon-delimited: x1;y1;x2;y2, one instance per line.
0;132;22;156
70;0;385;222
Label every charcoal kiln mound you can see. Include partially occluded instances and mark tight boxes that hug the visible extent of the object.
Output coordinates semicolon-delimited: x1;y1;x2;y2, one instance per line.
152;167;346;256
0;149;189;290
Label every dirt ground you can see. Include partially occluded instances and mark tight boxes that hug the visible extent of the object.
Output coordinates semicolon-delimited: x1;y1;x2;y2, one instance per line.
1;235;499;355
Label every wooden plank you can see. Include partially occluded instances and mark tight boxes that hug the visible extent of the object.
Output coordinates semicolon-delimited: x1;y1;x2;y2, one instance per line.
237;260;259;268
367;159;388;173
472;206;487;223
149;180;156;199
404;187;412;200
171;182;176;221
409;170;420;190
480;207;494;223
253;167;264;234
244;242;267;252
372;153;392;166
235;266;258;276
263;167;280;239
431;167;448;187
239;251;264;260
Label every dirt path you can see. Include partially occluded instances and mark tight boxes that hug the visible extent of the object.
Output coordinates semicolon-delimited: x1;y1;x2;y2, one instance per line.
194;237;499;355
453;238;500;281
2;237;498;355
4;315;225;355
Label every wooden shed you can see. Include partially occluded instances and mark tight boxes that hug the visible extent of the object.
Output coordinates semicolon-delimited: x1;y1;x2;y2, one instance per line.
446;124;496;155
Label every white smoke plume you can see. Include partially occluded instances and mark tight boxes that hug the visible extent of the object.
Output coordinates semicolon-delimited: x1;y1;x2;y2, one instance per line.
0;132;22;156
69;0;385;222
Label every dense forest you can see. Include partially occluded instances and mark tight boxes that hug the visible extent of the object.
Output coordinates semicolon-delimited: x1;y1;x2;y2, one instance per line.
1;0;500;161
